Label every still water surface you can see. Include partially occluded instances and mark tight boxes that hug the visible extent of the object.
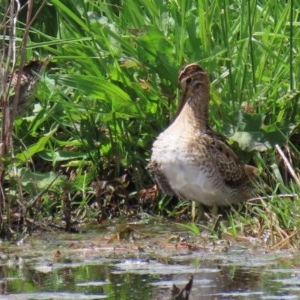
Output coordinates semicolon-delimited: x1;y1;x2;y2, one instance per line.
0;220;299;299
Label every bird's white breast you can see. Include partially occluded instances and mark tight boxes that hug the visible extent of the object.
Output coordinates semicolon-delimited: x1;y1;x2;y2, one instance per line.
151;132;229;206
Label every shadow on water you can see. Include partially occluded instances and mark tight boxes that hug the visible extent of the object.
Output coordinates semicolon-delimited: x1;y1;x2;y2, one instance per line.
0;219;300;299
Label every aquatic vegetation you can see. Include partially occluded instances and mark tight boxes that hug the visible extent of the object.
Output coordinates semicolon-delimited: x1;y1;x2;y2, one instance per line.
0;0;300;246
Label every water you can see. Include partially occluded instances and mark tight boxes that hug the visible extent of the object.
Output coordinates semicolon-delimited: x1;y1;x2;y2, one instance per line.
0;220;299;299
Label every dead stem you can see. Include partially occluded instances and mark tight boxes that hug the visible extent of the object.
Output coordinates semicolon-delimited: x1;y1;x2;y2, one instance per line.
275;144;300;189
247;194;298;202
269;229;300;251
0;0;44;236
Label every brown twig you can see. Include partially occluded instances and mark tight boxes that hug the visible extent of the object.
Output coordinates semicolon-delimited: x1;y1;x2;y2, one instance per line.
275;144;300;189
0;0;46;236
248;193;298;202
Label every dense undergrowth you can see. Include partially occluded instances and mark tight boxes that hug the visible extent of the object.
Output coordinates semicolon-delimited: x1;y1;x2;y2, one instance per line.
0;0;300;247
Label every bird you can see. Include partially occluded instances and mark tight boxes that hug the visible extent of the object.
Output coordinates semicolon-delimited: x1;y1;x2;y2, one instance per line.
4;56;50;116
147;63;257;207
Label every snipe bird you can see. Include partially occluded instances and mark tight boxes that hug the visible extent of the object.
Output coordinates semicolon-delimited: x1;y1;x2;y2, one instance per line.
148;63;257;207
5;57;50;116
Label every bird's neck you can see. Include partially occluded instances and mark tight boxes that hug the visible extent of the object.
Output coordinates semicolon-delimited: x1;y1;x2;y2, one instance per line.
174;92;210;132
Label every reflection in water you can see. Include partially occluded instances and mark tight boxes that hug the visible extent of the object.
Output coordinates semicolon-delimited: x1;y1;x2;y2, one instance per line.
0;227;299;299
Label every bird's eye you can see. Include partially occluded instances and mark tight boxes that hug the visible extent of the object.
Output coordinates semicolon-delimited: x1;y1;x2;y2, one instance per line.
186;77;192;84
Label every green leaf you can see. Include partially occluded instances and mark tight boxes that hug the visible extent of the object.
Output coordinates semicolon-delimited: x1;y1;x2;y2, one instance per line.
50;0;89;32
176;222;200;235
15;128;57;163
39;151;87;162
56;74;131;102
56;74;139;117
20;170;62;190
229;112;292;151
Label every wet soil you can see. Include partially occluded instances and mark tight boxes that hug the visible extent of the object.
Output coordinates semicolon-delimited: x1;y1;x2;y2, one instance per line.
0;218;299;299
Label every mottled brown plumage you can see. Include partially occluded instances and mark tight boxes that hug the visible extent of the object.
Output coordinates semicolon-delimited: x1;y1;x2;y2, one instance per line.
148;63;257;206
6;57;50;116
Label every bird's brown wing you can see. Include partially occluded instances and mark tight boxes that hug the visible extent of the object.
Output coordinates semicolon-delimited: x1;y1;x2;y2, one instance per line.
201;134;252;189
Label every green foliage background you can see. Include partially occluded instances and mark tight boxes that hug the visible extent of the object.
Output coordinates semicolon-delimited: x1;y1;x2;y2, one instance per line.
1;0;300;235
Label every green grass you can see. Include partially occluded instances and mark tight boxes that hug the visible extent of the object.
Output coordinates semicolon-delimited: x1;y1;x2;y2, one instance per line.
1;0;300;246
